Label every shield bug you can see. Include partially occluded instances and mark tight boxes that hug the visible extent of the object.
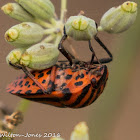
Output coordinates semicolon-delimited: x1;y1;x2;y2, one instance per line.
6;42;112;108
6;62;108;108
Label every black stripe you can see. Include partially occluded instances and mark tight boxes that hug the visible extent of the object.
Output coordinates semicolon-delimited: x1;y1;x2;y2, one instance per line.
16;92;45;96
36;89;44;94
97;88;101;95
80;66;108;108
25;90;32;94
61;88;72;101
80;89;95;108
24;97;60;102
91;93;98;104
89;66;108;105
96;65;107;88
68;84;91;107
23;97;65;108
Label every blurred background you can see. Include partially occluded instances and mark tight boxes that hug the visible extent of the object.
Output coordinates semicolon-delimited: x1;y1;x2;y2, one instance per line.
0;0;140;139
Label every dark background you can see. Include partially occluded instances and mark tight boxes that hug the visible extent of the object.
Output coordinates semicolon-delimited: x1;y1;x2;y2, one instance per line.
0;0;140;140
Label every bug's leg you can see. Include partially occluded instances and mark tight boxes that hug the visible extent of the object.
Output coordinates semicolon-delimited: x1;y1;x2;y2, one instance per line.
58;26;73;66
58;48;77;63
94;36;113;64
88;40;101;65
9;62;49;94
58;54;80;65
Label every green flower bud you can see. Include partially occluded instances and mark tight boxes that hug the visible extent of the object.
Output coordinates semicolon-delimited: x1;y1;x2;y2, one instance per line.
70;122;89;140
6;48;26;66
50;138;64;140
65;15;97;40
15;0;55;20
1;3;34;22
99;1;138;33
20;43;59;70
5;22;44;48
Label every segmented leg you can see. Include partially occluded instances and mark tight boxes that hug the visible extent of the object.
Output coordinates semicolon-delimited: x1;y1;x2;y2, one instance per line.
93;36;113;64
58;48;78;63
9;62;49;94
58;27;73;66
88;40;101;65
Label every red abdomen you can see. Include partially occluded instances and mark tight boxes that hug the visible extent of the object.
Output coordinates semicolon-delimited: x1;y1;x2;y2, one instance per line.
7;65;108;108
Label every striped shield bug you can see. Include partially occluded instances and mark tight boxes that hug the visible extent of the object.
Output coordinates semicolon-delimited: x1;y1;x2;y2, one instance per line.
6;38;112;108
7;62;108;108
6;10;114;108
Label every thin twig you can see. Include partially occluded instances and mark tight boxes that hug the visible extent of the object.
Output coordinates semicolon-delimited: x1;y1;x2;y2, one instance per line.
42;34;56;43
34;18;53;28
60;0;67;22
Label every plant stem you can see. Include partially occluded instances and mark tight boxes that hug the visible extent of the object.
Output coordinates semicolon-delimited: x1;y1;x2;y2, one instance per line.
34;18;53;28
44;28;57;35
42;34;56;43
60;0;67;22
55;33;62;46
15;99;30;114
50;18;57;26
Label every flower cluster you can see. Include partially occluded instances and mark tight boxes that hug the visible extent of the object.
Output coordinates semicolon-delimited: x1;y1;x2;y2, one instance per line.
1;0;64;70
1;1;138;70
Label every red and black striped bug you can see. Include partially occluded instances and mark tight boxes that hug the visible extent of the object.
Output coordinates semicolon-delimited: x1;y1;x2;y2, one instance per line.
7;62;108;108
6;31;112;108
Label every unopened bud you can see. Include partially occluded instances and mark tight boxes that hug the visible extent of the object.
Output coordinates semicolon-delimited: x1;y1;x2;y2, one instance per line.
70;122;89;140
50;138;64;140
98;1;137;33
5;22;44;48
6;48;26;66
15;0;55;20
65;15;97;40
20;43;59;70
1;3;34;22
